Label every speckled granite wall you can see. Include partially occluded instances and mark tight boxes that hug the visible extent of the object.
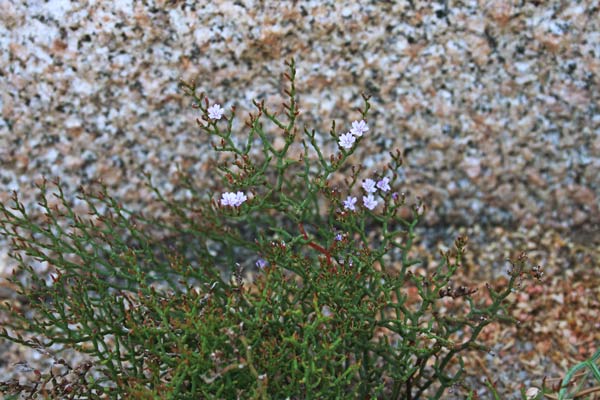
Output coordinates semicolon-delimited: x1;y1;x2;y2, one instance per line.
1;1;599;271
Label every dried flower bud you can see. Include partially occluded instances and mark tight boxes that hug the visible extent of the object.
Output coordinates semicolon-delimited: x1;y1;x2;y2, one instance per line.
525;387;540;399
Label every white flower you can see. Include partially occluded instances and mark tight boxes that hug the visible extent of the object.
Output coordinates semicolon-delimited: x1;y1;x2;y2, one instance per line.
233;191;247;206
220;191;247;207
338;132;356;149
220;192;236;206
362;194;378;210
376;177;391;192
350;120;368;137
207;104;225;120
362;179;377;193
343;196;357;211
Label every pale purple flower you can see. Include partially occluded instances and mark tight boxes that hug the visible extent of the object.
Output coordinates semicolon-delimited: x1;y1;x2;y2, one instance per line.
363;194;378;210
343;196;357;211
256;258;268;269
362;179;377;193
376;177;391;192
338;132;356;149
334;233;343;241
392;192;399;200
220;191;247;207
321;305;333;317
350;120;369;137
207;104;225;120
233;191;247;206
220;192;236;206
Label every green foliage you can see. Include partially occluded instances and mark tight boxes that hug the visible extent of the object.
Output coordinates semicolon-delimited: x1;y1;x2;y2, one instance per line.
0;59;542;399
555;348;600;400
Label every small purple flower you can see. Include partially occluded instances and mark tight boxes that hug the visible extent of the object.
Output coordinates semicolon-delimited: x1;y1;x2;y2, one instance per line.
376;177;391;192
343;196;357;211
363;194;378;210
338;132;356;149
234;191;247;206
392;192;399;200
220;192;235;206
362;179;377;193
350;120;369;137
207;104;225;120
255;258;268;269
321;305;333;317
334;233;343;241
220;191;247;207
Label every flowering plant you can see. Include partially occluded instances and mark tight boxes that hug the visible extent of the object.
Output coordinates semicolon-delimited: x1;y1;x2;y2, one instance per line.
0;59;542;398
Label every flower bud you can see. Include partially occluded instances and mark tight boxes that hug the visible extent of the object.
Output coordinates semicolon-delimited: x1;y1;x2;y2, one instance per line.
525;387;540;399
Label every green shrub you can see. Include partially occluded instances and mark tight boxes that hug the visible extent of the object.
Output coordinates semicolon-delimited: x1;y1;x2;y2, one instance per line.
0;59;542;399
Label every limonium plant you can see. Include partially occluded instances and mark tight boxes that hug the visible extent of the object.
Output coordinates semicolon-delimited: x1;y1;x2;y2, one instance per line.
0;59;543;399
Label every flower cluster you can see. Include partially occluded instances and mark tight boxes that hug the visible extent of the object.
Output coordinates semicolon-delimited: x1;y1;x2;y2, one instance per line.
338;119;369;149
220;191;247;207
343;177;391;211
